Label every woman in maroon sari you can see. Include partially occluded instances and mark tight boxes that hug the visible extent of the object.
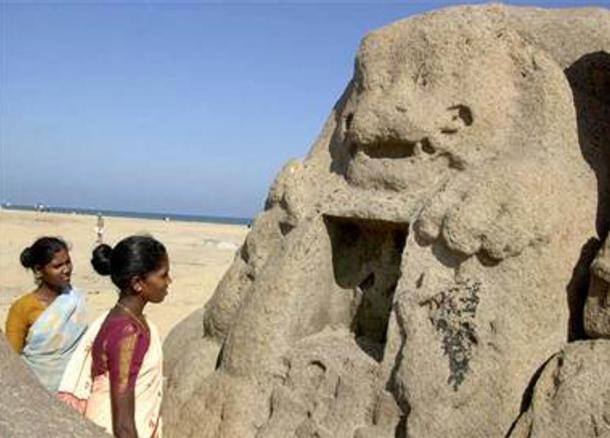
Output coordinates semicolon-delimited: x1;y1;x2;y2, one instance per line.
58;235;170;438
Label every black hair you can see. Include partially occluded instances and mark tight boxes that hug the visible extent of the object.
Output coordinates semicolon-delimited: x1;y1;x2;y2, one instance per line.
91;235;167;290
20;237;68;270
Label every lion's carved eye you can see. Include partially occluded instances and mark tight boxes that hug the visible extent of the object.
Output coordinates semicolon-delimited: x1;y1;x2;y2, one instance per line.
449;105;473;125
441;104;473;135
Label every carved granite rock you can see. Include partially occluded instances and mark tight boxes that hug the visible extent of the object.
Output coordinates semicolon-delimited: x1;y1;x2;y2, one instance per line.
163;4;609;438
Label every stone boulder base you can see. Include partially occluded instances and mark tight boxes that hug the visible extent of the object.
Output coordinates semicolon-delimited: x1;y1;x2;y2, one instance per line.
510;341;610;438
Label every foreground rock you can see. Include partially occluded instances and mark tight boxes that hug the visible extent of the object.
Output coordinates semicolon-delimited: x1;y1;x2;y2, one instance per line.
0;334;106;437
164;4;609;438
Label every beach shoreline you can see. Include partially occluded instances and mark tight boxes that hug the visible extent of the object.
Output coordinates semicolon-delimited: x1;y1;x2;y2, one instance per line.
0;209;248;339
1;204;252;226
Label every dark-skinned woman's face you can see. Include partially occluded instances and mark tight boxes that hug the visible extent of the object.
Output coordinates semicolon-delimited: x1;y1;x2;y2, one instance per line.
36;249;72;291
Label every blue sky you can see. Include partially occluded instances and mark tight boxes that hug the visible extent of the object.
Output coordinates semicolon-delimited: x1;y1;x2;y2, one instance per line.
1;0;607;219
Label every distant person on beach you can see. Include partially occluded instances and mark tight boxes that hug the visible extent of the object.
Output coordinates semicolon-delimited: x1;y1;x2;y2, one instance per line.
4;237;88;392
95;213;105;243
58;235;169;438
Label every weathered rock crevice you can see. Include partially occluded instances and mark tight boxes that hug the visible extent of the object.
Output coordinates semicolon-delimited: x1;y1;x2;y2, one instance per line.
565;50;610;241
325;216;408;362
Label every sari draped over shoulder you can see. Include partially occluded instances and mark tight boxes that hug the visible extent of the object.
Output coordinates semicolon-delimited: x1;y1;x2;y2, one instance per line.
21;287;88;392
57;311;163;438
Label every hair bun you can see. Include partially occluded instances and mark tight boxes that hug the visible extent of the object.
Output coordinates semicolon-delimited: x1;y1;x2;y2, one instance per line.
20;247;33;268
91;244;113;276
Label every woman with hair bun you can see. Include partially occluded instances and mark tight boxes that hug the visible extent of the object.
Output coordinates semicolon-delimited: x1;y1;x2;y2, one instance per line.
5;236;88;392
58;235;170;438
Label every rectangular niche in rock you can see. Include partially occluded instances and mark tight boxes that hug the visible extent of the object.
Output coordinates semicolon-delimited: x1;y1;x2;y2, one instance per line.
324;216;408;362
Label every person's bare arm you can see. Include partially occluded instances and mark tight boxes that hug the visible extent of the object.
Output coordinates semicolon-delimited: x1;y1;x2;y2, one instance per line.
110;386;138;438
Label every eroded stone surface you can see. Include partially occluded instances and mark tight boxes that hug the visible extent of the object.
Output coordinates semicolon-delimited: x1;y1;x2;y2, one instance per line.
163;4;609;438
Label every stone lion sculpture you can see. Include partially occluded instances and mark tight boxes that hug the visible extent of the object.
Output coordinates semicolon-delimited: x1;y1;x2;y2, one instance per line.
161;4;608;438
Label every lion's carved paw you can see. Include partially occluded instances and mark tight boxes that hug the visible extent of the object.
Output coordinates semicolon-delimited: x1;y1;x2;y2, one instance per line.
415;166;550;261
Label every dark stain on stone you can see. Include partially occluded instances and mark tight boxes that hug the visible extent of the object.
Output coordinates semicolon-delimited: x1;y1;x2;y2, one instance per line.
422;279;481;391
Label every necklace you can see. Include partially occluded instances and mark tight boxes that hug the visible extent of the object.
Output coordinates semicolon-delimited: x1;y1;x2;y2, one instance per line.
115;302;148;331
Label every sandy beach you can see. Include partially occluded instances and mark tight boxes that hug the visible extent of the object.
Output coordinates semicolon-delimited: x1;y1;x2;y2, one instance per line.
0;209;248;339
